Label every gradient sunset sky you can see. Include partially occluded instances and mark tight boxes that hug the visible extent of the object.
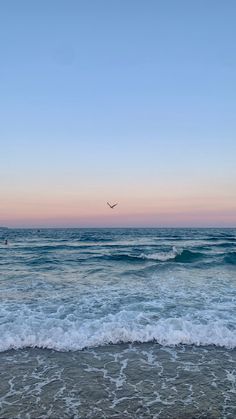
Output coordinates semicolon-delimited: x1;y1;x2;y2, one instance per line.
1;0;236;227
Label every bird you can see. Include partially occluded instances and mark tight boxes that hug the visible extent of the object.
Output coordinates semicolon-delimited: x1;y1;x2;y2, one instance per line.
107;202;118;209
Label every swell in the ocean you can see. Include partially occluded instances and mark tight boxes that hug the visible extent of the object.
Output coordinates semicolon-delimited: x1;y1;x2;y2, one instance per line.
93;247;236;264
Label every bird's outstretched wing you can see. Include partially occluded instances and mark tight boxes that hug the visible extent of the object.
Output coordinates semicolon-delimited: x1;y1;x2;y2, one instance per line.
107;202;118;209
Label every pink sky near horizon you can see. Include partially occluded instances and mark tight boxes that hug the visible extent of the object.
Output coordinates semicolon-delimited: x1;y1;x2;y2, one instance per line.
1;180;236;227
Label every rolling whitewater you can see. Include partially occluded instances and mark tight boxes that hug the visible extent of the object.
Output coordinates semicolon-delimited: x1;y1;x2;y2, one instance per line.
0;228;236;418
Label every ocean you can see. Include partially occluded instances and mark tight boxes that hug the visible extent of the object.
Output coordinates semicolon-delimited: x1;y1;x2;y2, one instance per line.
0;228;236;418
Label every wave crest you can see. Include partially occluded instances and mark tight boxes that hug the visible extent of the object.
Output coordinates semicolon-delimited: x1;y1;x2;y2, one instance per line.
105;248;236;264
141;248;206;263
1;311;235;352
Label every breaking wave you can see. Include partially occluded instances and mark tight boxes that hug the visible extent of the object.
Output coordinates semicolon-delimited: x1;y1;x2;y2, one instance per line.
98;247;236;264
103;248;208;263
1;311;235;352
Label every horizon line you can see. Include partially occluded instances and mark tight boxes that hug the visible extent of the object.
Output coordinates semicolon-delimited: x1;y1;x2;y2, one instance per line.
1;226;236;230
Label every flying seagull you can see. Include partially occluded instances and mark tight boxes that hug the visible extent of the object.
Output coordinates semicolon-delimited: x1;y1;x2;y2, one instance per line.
107;202;118;209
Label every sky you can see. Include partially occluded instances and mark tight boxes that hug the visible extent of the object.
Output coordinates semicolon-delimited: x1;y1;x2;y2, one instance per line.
0;0;236;227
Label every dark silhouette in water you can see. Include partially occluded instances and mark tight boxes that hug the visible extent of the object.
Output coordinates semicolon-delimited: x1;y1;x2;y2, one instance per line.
4;239;8;245
107;202;118;209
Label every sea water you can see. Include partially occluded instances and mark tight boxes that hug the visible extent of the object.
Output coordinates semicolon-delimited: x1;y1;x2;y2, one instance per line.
0;228;235;418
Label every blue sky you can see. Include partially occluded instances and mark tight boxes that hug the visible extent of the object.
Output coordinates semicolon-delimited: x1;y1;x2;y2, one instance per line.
0;0;236;227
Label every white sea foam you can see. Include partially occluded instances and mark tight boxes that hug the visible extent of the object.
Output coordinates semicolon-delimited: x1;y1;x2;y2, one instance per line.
0;309;235;352
141;246;181;261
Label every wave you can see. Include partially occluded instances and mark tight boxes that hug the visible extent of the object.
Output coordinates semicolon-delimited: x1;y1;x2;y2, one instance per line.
209;242;236;248
205;236;236;242
140;247;180;261
142;248;206;263
98;247;236;265
104;248;207;263
13;245;236;266
17;244;95;252
1;311;235;352
174;249;207;263
223;251;236;265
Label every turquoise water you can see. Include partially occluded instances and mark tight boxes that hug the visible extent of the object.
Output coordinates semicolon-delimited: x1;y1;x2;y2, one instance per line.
0;228;236;417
